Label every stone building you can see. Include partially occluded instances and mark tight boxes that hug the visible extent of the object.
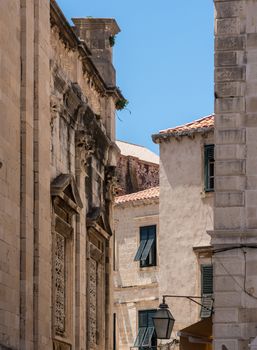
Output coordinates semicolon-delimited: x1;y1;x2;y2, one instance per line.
114;187;159;350
0;0;124;349
113;142;159;349
152;115;214;348
116;140;159;195
212;1;257;349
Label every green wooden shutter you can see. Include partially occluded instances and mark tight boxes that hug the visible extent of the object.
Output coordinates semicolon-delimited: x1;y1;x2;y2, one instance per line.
201;265;213;295
204;144;215;192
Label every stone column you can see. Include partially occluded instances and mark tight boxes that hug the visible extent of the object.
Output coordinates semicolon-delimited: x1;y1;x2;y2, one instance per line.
212;1;257;349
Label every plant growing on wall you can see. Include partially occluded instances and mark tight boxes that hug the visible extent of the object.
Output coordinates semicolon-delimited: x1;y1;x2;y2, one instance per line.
115;98;129;111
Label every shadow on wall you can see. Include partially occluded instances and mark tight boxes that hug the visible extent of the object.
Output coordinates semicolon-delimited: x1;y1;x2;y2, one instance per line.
117;303;134;346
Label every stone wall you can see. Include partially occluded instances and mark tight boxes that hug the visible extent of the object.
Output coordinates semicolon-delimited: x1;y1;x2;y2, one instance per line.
116;155;159;195
0;1;21;349
212;1;257;349
0;1;123;349
158;132;214;337
114;199;159;350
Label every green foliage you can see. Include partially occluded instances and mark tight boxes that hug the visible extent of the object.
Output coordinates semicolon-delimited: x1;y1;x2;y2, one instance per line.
115;98;129;111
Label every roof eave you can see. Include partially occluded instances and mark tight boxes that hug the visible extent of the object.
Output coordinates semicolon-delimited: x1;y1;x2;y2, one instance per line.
152;126;214;144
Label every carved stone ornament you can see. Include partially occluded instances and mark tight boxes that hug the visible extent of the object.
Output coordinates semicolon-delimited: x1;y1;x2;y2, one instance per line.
50;94;63;126
75;130;95;172
55;232;66;334
105;165;118;201
88;258;97;346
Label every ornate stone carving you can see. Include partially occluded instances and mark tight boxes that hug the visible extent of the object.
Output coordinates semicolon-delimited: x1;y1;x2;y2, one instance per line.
105;165;118;201
55;232;66;335
75;130;95;172
88;258;97;346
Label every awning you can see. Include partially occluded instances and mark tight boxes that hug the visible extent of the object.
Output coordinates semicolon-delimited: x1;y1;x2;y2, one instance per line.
178;317;212;350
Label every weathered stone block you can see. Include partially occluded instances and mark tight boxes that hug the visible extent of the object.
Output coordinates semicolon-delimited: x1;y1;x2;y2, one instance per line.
216;18;240;36
215;129;245;144
215;144;246;160
246;64;257;81
215;97;245;113
246;97;257;113
247;33;257;49
245;190;257;207
216;191;244;207
215;36;245;51
215;176;245;191
215;113;244;129
215;67;245;82
214;308;239;323
239;308;257;323
214;339;241;350
214;291;242;308
215;51;237;67
246;160;257;179
246;176;257;190
216;160;245;176
246;128;257;144
215;1;244;19
215;82;244;98
215;276;243;292
244;114;257;127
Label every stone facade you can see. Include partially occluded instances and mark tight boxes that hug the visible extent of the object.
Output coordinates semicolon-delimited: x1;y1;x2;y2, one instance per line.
113;142;159;350
114;189;159;350
116;141;159;195
212;1;257;349
0;1;123;349
153;117;214;345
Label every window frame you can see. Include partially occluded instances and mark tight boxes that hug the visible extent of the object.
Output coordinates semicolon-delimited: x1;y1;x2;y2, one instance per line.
134;309;157;349
204;144;215;192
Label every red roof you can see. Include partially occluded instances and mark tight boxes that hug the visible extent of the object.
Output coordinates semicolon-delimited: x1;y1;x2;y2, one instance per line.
115;187;159;204
152;115;214;141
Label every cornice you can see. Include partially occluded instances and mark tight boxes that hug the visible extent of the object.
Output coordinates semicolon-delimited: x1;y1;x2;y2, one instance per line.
50;0;124;101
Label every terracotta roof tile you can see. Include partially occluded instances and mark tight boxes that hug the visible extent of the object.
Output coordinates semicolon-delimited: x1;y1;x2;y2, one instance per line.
115;187;159;204
153;114;214;141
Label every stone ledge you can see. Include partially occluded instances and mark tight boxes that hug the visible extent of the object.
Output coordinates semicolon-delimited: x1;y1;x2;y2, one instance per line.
208;229;257;245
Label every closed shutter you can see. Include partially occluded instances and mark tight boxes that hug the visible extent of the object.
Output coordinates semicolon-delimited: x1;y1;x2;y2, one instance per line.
201;265;213;294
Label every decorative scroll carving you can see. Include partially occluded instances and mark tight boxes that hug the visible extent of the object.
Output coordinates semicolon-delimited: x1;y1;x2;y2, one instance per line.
55;232;66;335
88;258;97;346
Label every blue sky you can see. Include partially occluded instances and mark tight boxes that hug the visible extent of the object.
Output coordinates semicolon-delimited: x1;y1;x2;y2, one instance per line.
57;0;214;153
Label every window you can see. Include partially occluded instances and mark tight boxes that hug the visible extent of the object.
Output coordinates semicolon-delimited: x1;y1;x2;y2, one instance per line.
204;144;214;192
200;264;213;318
134;225;156;267
134;310;157;349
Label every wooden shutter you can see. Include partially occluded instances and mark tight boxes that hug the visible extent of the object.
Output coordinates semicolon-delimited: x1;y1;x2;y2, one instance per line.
201;265;213;294
204;144;215;191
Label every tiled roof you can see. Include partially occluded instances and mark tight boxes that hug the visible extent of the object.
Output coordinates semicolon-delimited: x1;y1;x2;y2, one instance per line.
115;186;159;205
116;140;159;164
152;114;214;142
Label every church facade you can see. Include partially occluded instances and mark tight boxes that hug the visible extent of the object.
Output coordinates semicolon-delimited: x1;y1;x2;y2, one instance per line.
0;1;124;349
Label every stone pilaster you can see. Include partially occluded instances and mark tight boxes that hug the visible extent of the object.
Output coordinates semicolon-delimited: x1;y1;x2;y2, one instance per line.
212;1;257;349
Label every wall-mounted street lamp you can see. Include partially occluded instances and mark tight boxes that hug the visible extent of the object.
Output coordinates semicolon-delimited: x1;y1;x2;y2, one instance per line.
152;294;213;340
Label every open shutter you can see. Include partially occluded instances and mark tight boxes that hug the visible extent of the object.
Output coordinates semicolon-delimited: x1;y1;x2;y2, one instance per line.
141;238;154;261
134;327;147;347
200;265;213;318
204;145;214;191
200;294;214;318
134;239;147;261
141;327;155;347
